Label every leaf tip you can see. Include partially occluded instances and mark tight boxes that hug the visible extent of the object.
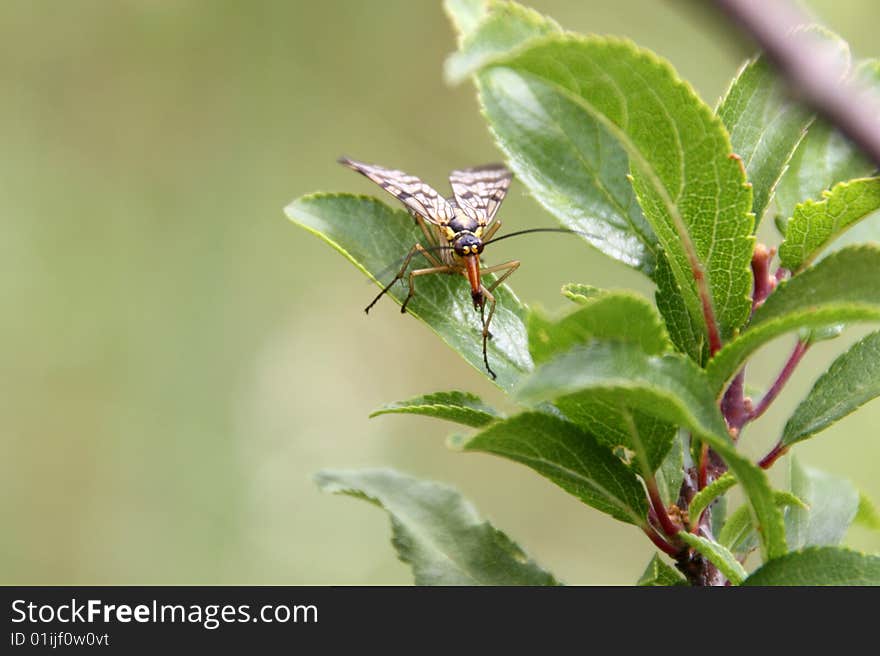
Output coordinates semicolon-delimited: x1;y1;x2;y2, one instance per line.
313;468;341;493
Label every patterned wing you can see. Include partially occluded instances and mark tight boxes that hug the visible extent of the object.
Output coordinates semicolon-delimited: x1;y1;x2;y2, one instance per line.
448;164;512;225
339;157;454;225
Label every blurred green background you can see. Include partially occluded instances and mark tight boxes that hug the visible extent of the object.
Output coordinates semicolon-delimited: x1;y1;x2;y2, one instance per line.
3;0;879;585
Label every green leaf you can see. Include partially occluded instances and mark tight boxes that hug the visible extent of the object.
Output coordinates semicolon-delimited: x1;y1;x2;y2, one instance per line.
444;0;560;83
286;194;532;389
315;468;559;585
743;547;880;586
775;490;810;510
653;253;707;362
719;503;757;554
779;177;880;272
854;492;880;531
516;341;786;559
787;459;859;549
454;412;649;525
707;245;880;391
523;344;683;475
711;496;728;539
755;245;880;321
820;212;880;259
775;57;878;225
783;330;880;446
560;283;606;305
656;433;685;507
678;532;748;585
699;487;804;557
637;554;687;586
564;405;676;479
719;492;807;556
776;124;874;231
527;296;675;474
443;0;488;43
370;391;502;428
477;49;658;275
527;291;670;365
688;473;737;526
802;323;845;345
476;35;754;343
717;55;812;224
518;343;729;439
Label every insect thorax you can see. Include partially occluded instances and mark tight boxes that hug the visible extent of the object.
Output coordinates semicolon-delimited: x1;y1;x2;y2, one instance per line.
434;203;482;264
447;204;480;234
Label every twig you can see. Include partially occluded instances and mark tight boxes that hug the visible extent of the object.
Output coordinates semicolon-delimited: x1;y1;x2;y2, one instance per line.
645;476;682;537
620;407;682;538
715;0;880;169
641;525;681;557
749;339;809;421
697;443;710;490
721;368;750;435
758;441;789;469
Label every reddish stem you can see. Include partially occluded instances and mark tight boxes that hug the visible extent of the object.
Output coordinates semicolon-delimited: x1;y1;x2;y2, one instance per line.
751;244;777;313
646;477;681;537
694;265;723;356
721;369;749;434
697;443;709;490
641;525;681;558
758;442;789;469
749;340;809;422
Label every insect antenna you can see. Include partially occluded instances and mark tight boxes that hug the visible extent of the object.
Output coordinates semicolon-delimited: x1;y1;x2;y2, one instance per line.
482;227;592;246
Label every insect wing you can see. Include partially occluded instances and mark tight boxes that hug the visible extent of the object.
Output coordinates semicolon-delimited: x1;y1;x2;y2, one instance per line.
339;157;453;225
448;164;512;225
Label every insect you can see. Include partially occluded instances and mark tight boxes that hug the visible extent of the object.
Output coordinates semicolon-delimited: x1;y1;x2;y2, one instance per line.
339;156;521;380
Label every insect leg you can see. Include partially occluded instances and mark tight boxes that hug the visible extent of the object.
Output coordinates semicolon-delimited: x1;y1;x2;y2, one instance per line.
400;264;456;314
414;242;444;267
365;243;443;314
479;288;497;380
481;259;520;293
476;261;520;371
481;220;502;242
410;210;442;249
